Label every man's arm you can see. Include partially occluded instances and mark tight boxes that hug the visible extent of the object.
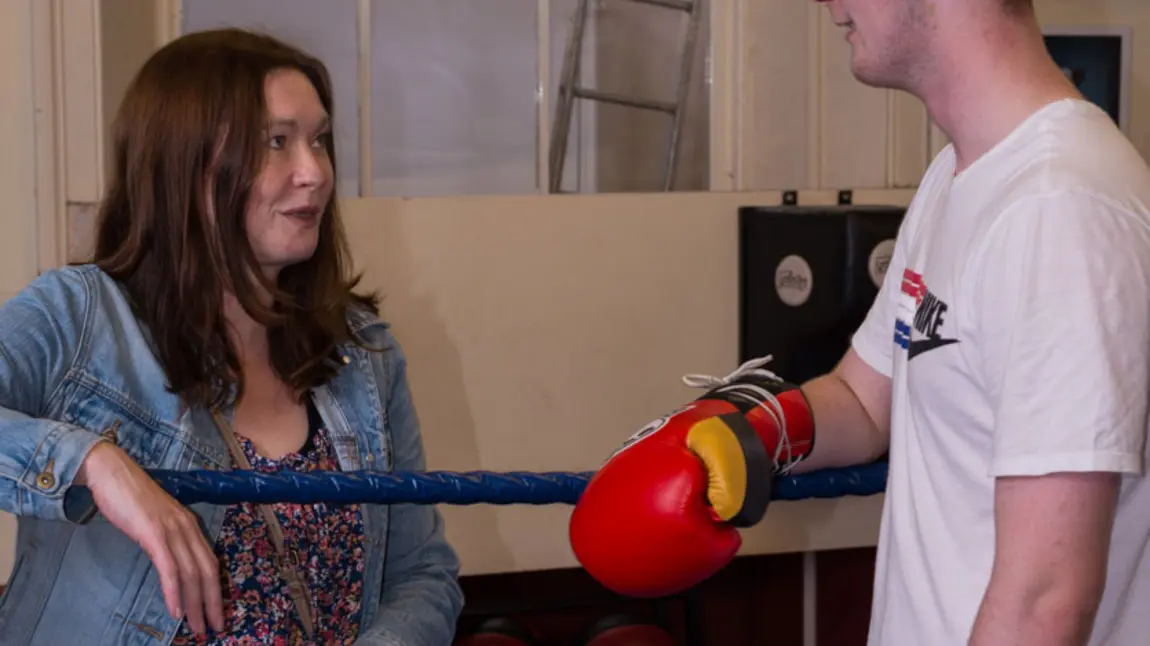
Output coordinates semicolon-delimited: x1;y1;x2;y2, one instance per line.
790;349;892;474
965;193;1150;645
968;472;1118;646
784;211;908;475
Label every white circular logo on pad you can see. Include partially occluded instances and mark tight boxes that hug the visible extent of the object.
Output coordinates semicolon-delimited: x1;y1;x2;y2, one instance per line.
775;255;813;307
868;239;895;288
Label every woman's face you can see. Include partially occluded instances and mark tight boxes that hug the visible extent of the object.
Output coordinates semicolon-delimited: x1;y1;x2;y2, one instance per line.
245;68;334;277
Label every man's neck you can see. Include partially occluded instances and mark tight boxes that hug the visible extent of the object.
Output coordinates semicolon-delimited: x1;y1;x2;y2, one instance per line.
914;12;1081;173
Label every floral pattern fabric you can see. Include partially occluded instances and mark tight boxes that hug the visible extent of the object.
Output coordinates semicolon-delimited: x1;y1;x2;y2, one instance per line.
173;402;366;645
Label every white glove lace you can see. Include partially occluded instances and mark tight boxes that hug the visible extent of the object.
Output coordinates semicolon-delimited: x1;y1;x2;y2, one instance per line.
680;355;799;474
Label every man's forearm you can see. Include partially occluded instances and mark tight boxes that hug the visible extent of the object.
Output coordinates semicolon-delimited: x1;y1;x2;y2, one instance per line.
968;577;1102;646
788;372;889;474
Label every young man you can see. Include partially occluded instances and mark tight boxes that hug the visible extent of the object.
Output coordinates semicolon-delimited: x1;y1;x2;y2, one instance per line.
570;1;1150;644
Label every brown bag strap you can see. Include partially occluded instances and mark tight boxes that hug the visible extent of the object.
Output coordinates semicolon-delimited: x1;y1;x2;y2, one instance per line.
210;408;316;638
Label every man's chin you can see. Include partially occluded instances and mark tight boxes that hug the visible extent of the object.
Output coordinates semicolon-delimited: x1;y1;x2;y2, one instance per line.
850;63;901;91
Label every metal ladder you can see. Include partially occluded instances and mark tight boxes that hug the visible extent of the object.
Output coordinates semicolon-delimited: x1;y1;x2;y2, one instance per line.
548;0;704;192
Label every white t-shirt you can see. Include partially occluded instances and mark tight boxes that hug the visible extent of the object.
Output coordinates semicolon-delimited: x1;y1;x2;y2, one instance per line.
852;98;1150;645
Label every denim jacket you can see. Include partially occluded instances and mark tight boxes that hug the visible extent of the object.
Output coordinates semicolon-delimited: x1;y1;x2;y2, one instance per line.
0;265;464;645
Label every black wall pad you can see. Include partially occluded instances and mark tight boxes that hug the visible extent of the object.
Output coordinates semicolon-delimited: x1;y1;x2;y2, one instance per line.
738;205;906;384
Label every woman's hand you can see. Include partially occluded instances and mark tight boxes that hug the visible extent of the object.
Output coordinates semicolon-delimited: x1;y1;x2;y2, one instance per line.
76;442;225;636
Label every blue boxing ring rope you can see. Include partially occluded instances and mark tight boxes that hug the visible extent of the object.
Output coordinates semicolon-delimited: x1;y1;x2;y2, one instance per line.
148;461;889;507
147;461;888;646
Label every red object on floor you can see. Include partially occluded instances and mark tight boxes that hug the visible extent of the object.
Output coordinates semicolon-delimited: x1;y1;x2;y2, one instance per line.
574;614;677;646
453;617;538;646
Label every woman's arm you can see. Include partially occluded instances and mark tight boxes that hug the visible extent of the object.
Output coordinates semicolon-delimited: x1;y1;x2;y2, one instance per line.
0;269;110;522
0;268;225;634
355;336;464;646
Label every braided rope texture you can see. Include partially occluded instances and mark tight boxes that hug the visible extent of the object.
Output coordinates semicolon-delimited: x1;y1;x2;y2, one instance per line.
149;462;889;506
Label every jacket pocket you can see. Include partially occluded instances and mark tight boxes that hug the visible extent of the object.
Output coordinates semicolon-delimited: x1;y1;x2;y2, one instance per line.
63;389;178;470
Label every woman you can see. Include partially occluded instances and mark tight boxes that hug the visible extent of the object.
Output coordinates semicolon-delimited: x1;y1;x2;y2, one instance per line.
0;28;463;645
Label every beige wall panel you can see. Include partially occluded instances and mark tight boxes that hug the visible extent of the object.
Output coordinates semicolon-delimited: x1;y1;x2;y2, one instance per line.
340;189;916;575
0;0;39;585
32;1;66;272
889;93;930;187
817;14;889;189
61;0;104;202
928;120;950;161
0;2;41;293
737;1;816;190
100;0;159;175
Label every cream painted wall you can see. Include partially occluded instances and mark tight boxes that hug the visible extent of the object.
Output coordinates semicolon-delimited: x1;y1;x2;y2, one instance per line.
0;0;42;582
337;189;909;574
100;0;159;175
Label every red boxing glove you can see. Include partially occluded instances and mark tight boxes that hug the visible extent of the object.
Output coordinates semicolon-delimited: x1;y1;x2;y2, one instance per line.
569;356;815;598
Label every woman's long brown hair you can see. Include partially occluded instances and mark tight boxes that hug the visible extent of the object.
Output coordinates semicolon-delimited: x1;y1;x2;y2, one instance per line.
87;28;379;410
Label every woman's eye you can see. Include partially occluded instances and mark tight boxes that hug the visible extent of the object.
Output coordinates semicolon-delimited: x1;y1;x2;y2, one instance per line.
269;135;287;150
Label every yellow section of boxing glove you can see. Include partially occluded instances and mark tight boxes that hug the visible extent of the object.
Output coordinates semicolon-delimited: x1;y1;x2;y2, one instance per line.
685;413;772;527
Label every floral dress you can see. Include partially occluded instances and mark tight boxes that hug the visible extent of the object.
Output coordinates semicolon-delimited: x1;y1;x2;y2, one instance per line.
173;399;367;645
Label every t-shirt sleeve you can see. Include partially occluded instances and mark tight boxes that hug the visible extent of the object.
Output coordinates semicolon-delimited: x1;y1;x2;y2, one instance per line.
850;226;910;378
974;192;1150;478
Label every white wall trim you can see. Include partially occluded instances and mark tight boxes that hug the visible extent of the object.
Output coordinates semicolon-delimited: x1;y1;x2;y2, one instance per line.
156;0;182;46
807;4;823;189
32;1;65;271
576;1;598;193
91;0;105;195
1;0;40;285
707;0;741;191
535;0;551;193
356;0;372;198
58;0;104;203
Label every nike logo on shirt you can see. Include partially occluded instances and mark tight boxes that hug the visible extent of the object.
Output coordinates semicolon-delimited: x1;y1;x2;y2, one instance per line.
907;337;959;360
